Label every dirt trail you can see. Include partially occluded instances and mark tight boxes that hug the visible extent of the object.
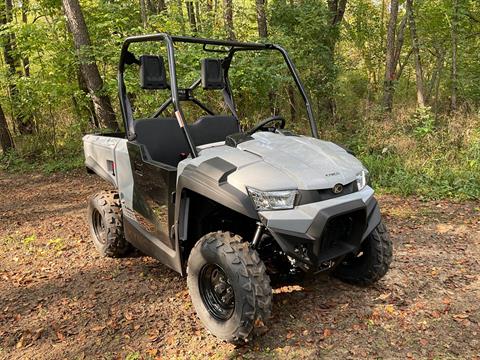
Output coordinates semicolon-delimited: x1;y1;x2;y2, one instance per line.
0;170;479;359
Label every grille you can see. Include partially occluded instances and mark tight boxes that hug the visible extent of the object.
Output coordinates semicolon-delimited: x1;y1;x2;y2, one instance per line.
297;181;357;206
315;209;366;262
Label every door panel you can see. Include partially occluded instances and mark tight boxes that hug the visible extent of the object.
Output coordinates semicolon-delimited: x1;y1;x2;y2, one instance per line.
127;142;177;251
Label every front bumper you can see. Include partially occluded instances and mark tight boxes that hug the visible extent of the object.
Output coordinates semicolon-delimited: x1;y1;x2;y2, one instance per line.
258;186;382;272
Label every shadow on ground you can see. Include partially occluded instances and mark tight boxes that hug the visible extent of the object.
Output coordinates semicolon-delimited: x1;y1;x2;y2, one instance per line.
1;170;479;359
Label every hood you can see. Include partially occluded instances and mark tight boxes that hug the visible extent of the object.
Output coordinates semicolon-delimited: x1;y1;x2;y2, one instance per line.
179;132;365;193
236;132;364;190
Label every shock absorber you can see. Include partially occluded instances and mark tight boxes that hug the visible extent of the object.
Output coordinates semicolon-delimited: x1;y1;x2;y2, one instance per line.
251;222;264;249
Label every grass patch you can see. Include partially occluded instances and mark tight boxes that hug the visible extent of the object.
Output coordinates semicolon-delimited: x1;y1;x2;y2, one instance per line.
0;150;83;173
22;234;37;248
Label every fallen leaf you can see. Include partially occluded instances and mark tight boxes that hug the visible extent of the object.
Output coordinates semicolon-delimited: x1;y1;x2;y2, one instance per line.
56;331;65;342
124;311;133;321
147;349;158;357
148;329;160;341
91;325;106;332
385;304;395;314
375;292;392;301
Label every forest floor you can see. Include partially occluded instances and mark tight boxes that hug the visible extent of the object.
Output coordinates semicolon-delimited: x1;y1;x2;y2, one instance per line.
0;170;479;360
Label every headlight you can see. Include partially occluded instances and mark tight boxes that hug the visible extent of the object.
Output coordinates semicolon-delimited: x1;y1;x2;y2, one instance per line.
356;170;369;191
246;187;297;211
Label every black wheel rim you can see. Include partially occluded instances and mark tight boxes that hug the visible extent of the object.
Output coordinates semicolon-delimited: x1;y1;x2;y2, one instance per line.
92;209;106;244
199;264;235;321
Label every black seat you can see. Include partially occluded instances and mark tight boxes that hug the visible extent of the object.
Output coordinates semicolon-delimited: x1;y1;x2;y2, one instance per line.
134;117;189;166
188;115;239;146
134;115;240;167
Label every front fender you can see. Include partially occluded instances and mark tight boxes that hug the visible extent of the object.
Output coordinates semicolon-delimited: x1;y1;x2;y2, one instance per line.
362;196;382;241
175;158;259;220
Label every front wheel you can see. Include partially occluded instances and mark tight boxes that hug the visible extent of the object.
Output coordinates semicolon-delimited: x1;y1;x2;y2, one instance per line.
187;231;272;344
333;219;393;286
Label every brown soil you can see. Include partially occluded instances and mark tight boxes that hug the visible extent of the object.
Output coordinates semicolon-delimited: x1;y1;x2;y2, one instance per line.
0;170;479;359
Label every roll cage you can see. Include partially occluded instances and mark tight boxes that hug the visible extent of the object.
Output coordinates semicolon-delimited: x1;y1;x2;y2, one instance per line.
118;33;319;158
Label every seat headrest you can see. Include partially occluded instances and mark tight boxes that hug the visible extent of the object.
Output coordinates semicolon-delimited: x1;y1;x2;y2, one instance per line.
140;55;168;90
201;59;225;90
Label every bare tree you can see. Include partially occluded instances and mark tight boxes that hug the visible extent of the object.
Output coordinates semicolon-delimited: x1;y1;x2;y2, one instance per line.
256;0;267;38
0;104;14;152
62;0;119;130
223;0;235;40
406;0;425;107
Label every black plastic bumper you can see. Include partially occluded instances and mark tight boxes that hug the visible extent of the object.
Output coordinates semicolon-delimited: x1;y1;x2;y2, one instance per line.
268;196;382;272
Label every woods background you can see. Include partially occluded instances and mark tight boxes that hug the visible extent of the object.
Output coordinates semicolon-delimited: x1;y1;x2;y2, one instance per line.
0;0;479;199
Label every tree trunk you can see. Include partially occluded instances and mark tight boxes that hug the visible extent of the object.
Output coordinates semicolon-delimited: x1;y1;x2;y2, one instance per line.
287;85;296;122
393;15;407;73
433;53;444;119
427;46;445;104
77;69;100;128
223;0;235;40
382;0;399;112
62;0;119;130
21;0;30;77
0;104;14;153
256;0;268;38
177;0;186;34
451;0;458;112
323;0;348;120
186;1;197;32
146;0;155;13
1;0;35;134
195;1;202;31
406;0;425;108
157;0;166;12
139;0;148;27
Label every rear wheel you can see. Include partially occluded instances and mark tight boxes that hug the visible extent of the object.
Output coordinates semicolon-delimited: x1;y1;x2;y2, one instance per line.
87;190;132;257
187;231;272;344
333;220;392;286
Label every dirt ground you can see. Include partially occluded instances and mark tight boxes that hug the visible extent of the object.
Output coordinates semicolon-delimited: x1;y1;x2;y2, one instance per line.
0;170;479;360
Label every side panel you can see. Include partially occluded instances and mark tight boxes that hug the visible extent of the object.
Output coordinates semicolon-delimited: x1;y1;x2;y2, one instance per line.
114;139;134;211
83;134;124;185
124;142;182;273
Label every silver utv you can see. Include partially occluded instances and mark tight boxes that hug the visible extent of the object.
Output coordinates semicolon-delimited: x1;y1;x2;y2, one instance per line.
83;34;392;344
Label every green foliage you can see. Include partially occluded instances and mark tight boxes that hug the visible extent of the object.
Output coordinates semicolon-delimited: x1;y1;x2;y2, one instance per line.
411;106;435;138
0;0;479;201
331;110;480;200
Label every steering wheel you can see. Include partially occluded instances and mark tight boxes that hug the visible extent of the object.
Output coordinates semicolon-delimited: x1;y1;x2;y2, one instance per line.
247;115;286;135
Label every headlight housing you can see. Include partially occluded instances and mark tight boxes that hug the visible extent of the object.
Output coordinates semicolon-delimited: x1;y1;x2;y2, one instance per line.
246;187;297;211
356;170;369;191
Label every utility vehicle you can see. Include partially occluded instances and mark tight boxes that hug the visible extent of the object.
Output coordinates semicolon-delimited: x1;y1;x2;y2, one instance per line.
83;34;393;344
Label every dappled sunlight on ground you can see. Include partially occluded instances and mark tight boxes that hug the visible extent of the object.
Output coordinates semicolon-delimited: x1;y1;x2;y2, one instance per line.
0;171;479;359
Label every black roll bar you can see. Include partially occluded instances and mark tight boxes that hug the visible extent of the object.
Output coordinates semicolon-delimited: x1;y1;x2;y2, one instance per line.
118;33;319;159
